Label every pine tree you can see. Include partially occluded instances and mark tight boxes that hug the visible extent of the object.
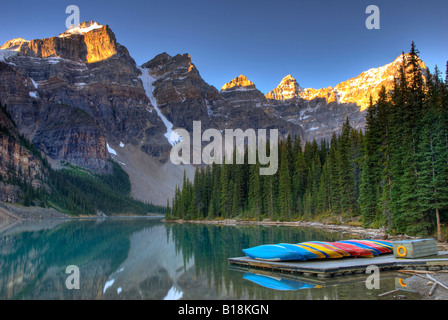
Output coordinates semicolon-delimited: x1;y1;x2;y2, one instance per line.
317;158;331;213
208;163;221;219
248;162;262;220
277;142;292;219
337;118;356;220
232;163;244;216
231;181;240;218
202;165;213;216
416;67;448;238
219;161;232;218
264;173;275;219
388;58;407;230
293;142;306;215
391;43;425;233
166;198;172;219
328;133;340;215
192;166;202;218
306;154;321;216
351;128;363;217
360;93;385;226
377;86;394;228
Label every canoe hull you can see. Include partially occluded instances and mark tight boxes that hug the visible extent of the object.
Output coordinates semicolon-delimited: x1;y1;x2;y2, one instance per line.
278;243;320;260
242;244;307;261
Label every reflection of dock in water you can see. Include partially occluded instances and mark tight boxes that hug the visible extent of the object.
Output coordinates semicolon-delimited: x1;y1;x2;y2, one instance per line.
228;252;448;279
229;263;393;288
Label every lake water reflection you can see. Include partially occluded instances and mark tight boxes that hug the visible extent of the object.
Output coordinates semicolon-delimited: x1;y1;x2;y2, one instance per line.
0;217;421;300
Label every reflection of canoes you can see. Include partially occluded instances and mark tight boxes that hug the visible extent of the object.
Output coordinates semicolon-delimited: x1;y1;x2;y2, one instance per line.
329;242;374;258
243;273;321;291
242;244;307;261
298;242;344;259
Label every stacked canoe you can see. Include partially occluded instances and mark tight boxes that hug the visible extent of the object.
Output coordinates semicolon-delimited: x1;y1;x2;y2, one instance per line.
242;239;393;262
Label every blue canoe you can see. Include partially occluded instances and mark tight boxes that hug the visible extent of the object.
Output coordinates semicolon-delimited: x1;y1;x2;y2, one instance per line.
278;243;320;260
242;244;307;261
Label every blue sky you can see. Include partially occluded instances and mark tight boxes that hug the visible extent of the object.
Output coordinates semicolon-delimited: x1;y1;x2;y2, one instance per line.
0;0;446;93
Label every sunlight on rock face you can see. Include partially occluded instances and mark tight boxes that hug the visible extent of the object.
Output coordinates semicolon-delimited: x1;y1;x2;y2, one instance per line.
265;53;427;111
221;75;256;91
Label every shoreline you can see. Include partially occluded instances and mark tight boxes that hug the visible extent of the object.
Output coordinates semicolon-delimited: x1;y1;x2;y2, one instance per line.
163;218;391;238
2;201;446;250
0;202;163;222
0;202;69;221
163;218;448;248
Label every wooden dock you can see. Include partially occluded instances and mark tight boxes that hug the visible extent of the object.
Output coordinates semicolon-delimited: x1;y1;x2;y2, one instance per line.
228;251;448;278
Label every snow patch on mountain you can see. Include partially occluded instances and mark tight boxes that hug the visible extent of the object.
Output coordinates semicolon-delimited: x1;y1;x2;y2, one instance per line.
107;143;117;156
59;22;104;38
0;49;18;63
138;66;182;146
29;91;39;99
30;78;39;89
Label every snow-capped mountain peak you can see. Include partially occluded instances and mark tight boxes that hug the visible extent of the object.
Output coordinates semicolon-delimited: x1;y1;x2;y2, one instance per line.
266;74;302;100
59;21;105;38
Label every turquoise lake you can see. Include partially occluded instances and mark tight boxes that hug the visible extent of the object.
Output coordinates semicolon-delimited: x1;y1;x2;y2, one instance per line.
0;217;422;300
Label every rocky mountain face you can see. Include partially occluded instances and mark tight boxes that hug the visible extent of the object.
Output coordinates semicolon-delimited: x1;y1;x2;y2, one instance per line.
0;21;426;206
0;105;45;202
269;98;365;143
0;22;187;205
140;52;217;135
140;54;303;140
0;22;171;171
220;75;267;108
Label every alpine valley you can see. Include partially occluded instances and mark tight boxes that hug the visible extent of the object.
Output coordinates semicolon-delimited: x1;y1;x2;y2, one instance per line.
0;21;428;211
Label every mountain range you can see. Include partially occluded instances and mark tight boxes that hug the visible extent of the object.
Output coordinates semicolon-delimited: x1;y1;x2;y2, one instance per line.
0;21;427;207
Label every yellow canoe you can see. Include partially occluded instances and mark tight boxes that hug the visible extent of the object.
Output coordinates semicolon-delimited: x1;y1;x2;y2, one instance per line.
294;244;327;259
299;242;344;259
364;240;393;250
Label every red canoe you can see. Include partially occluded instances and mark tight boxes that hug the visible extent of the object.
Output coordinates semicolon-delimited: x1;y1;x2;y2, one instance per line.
330;242;374;258
308;241;351;257
347;240;391;254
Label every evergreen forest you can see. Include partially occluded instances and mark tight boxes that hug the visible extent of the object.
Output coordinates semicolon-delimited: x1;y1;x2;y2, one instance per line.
168;43;448;239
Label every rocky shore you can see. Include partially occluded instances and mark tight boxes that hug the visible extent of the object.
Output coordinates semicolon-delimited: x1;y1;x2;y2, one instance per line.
0;202;69;221
400;271;448;300
164;218;390;239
